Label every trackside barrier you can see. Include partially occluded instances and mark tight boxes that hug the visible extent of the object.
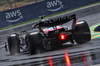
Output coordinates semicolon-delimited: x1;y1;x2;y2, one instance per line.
0;0;100;28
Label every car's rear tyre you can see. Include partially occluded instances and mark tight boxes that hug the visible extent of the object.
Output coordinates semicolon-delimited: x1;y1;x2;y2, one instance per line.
74;21;91;44
26;32;44;55
7;34;20;55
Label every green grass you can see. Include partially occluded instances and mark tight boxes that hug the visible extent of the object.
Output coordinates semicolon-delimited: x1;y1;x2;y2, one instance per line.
0;2;100;31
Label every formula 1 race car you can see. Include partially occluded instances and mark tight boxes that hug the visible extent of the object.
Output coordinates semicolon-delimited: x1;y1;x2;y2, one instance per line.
7;14;91;55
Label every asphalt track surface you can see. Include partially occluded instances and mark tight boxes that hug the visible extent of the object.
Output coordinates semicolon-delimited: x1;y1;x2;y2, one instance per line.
0;12;100;66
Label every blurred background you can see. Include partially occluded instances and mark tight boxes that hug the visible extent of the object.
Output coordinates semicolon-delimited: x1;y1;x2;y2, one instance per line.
0;0;42;11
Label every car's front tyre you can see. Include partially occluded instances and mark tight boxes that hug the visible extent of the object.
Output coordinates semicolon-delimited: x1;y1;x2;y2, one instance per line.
7;34;20;55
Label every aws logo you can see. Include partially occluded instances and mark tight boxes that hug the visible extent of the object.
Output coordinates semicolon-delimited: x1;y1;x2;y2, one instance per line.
47;0;63;11
5;10;23;23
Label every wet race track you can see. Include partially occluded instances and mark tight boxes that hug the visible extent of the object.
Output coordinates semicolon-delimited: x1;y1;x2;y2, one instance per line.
0;12;100;66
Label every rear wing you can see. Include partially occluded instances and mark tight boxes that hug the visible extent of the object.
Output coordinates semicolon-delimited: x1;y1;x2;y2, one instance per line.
33;14;77;27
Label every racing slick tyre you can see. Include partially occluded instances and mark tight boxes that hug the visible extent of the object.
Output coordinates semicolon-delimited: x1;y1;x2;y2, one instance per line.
74;21;91;44
26;32;44;55
7;34;20;55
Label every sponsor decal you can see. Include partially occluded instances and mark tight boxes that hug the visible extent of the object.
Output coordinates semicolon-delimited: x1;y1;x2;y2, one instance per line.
47;0;63;11
5;10;23;23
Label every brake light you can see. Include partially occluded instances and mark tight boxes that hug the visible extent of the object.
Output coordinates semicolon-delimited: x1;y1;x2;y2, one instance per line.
60;34;66;40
